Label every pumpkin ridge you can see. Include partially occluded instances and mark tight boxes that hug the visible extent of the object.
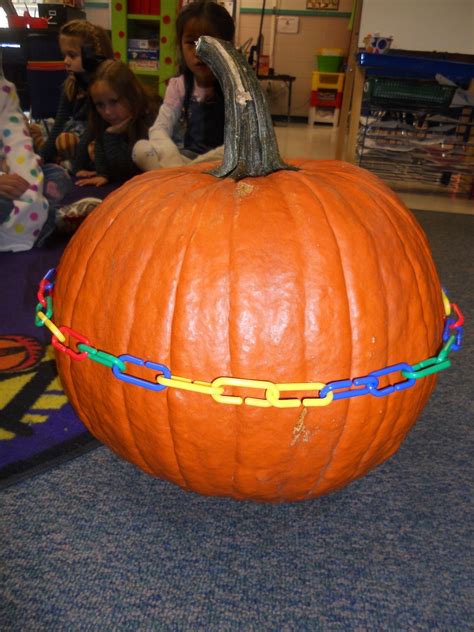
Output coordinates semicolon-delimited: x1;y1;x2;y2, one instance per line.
98;198;172;473
228;190;243;498
327;177;410;478
293;172;353;491
61;245;97;437
155;183;213;489
293;171;358;490
365;190;440;449
273;174;319;483
365;177;439;351
330;176;436;476
373;192;436;418
279;175;308;378
89;189;190;473
226;179;265;498
298;168;409;490
335;178;396;476
166;180;234;491
155;178;221;481
122;225;175;477
86;205;164;473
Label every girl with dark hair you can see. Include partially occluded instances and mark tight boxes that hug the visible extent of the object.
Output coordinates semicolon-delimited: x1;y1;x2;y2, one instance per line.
76;60;160;186
133;0;235;171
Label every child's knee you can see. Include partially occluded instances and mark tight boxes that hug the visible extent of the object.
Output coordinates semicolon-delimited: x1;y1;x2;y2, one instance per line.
56;132;79;159
29;123;45;152
132;139;154;161
42;164;72;203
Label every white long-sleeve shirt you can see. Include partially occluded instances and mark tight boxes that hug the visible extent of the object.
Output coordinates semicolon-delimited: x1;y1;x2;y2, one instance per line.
147;75;216;168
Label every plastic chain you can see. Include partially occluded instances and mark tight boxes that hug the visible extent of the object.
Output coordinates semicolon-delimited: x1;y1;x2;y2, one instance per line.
34;269;464;409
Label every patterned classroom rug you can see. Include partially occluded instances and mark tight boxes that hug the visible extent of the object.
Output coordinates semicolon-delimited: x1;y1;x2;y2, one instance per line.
0;235;100;489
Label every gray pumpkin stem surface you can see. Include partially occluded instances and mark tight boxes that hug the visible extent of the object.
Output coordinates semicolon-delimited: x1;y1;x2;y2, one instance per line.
196;36;297;181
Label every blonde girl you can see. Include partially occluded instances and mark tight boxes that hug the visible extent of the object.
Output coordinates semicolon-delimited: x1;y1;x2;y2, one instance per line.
39;20;113;172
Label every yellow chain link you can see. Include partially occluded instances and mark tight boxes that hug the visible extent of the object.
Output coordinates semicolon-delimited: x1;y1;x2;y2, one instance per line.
36;311;66;343
157;374;224;396
209;377;334;408
210;377;275;406
442;290;451;316
271;382;334;408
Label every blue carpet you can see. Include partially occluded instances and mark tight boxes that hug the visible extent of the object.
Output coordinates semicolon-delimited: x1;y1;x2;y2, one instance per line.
0;210;472;630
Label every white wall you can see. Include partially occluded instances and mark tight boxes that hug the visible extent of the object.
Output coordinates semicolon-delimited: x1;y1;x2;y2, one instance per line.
85;6;110;30
359;0;474;54
237;0;353;117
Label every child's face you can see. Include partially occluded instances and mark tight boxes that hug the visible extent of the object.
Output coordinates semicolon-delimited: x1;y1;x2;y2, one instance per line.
60;35;84;74
181;18;218;87
90;80;132;127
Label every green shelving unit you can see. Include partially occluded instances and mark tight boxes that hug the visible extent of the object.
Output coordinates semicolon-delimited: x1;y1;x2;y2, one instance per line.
111;0;178;97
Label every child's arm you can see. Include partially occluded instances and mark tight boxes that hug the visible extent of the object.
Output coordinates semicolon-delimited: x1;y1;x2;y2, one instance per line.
76;129;138;186
76;140;108;187
72;127;94;175
39;88;74;163
76;133;109;186
0;78;48;251
0;174;30;199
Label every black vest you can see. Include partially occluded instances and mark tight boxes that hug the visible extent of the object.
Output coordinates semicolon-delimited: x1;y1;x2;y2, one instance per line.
183;76;225;155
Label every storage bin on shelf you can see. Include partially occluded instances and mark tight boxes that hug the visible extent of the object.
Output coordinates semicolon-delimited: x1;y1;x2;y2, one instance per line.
311;71;344;92
315;48;344;73
364;77;456;109
309;71;345;126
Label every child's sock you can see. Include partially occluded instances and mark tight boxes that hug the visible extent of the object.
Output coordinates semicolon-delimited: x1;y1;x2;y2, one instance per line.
56;197;102;233
132;140;163;171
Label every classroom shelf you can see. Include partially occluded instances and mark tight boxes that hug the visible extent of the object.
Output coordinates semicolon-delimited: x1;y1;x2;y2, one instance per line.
132;68;160;76
127;14;160;21
339;52;474;199
111;0;178;97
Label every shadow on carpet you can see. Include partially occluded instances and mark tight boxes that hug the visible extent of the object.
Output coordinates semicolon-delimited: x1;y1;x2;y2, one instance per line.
0;232;100;489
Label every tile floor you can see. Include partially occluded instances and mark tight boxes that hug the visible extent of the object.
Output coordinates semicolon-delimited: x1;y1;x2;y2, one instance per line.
274;123;474;216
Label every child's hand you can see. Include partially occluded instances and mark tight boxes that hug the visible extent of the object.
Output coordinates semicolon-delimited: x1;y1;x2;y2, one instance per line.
106;117;132;135
76;170;97;178
76;175;109;187
0;173;30;200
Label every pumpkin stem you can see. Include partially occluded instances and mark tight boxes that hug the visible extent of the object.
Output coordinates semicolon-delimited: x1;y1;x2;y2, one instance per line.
196;36;298;181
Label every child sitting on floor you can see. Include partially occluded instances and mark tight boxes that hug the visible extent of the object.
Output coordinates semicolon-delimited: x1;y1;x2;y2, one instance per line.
0;74;71;252
38;19;113;172
132;0;235;171
76;60;160;187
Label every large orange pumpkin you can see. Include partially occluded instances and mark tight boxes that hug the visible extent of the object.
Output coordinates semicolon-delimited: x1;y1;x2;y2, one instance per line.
52;38;446;501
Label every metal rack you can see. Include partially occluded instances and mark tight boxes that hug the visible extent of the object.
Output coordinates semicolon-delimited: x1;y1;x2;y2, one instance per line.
340;53;474;200
357;79;474;198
